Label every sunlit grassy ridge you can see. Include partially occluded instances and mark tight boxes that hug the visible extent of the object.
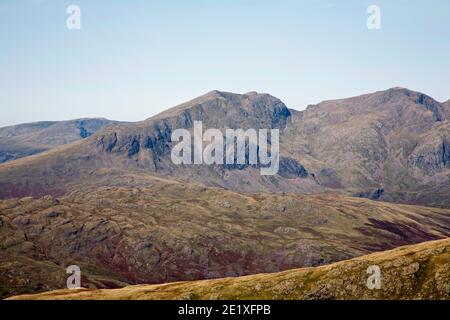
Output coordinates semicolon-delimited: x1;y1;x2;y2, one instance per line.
8;238;450;300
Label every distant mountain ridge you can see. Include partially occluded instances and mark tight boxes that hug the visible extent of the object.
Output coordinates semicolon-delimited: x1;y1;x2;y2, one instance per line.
0;118;122;163
0;88;449;207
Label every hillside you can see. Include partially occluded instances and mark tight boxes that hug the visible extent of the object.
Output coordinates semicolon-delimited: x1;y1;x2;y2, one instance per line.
283;88;450;207
0;88;449;207
1;182;449;299
0;118;121;163
8;238;450;300
443;100;450;118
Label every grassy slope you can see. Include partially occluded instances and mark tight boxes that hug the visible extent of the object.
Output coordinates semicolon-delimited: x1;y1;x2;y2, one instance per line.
8;238;449;300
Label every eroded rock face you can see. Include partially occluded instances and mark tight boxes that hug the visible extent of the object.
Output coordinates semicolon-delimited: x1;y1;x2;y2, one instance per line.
278;158;309;178
408;139;450;174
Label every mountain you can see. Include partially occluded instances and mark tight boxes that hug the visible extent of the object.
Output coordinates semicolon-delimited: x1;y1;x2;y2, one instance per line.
0;91;321;200
0;88;449;207
283;88;450;207
1;88;449;300
0;182;449;299
0;118;121;164
7;238;450;300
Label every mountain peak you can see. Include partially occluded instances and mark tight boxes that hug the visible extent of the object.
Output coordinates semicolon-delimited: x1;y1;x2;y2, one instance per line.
203;90;226;98
379;87;440;102
387;86;410;91
150;90;287;125
390;87;424;98
202;90;268;100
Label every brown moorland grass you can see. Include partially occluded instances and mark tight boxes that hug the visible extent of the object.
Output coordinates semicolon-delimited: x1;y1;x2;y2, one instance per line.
7;238;450;300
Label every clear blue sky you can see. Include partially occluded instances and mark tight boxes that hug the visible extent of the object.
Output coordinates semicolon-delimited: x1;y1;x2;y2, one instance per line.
1;0;449;127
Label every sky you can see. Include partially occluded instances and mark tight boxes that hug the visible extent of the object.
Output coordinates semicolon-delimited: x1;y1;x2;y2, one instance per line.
1;0;449;127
